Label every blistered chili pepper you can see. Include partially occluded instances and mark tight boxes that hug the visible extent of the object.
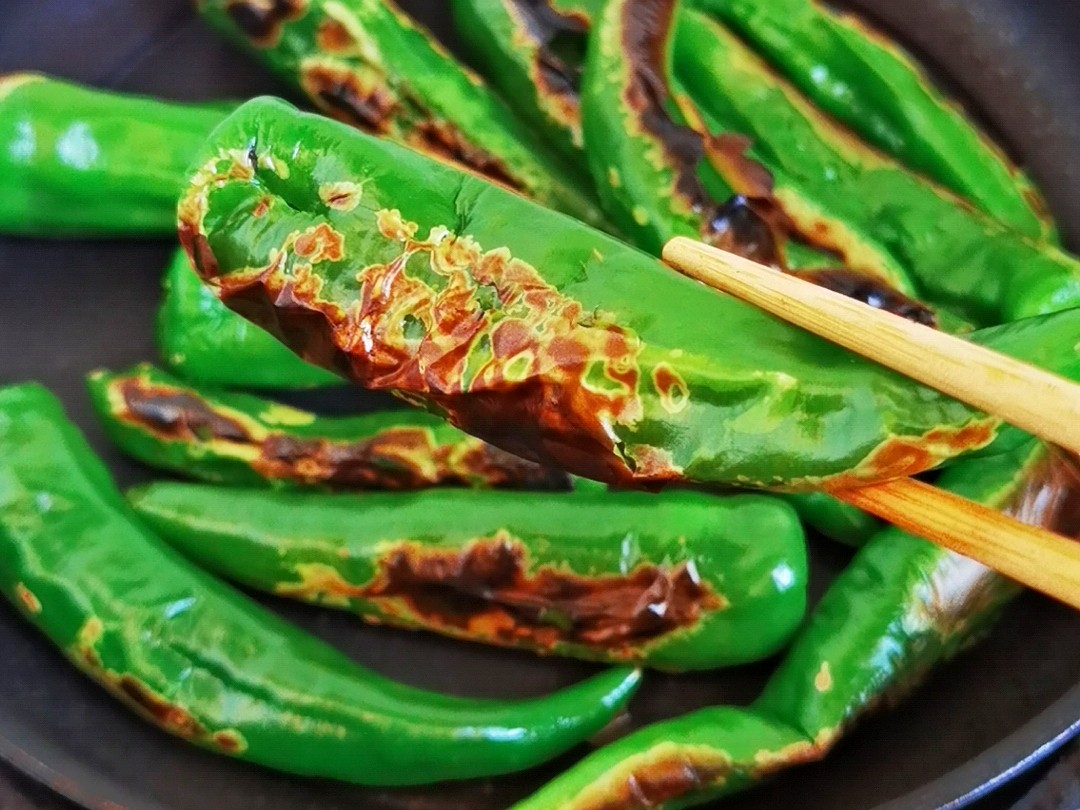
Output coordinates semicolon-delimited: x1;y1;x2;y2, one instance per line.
180;97;1080;492
195;0;605;228
128;483;807;671
510;438;1080;808
0;73;230;237
88;363;568;490
692;0;1055;242
672;9;1080;325
157;249;342;388
0;383;640;786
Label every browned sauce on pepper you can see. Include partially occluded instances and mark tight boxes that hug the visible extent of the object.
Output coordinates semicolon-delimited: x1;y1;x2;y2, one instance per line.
224;0;307;48
361;537;723;650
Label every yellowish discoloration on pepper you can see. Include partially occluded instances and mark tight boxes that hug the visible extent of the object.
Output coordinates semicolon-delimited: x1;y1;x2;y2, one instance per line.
820;417;999;490
632;206;649;225
0;72;45;102
376;207;419;241
258;403;318;427
814;661;833;693
277;562;363;608
14;583;41;614
319;180;363;211
608;166;622;188
566;742;731;810
319;1;384;64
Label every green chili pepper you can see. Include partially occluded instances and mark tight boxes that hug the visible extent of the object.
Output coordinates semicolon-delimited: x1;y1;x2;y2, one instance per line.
195;0;603;228
691;0;1054;242
582;0;920;300
450;0;591;167
181;96;1080;491
511;438;1079;808
88;362;567;490
127;483;807;671
673;11;1080;325
0;382;641;785
782;493;880;547
157;249;343;388
0;73;229;237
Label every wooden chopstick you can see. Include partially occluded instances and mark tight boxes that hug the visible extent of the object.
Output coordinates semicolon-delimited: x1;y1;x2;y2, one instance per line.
662;236;1080;456
661;236;1080;610
832;478;1080;610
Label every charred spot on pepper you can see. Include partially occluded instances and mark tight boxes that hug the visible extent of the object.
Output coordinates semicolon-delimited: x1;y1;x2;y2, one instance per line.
118;675;207;739
510;0;589;120
300;62;398;134
117;379;251;443
224;0;307;48
621;0;712;212
358;535;725;651
14;583;41;615
573;749;730;810
704;195;783;267
790;268;938;326
703;133;775;200
409;120;525;191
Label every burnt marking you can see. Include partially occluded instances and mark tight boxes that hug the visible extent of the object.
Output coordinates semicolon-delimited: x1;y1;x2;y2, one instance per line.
301;61;399;133
224;0;306;48
116;374;560;489
71;620;246;753
791;268;937;326
409;120;524;191
570;746;731;810
284;534;724;652
509;1;590;131
119;379;249;443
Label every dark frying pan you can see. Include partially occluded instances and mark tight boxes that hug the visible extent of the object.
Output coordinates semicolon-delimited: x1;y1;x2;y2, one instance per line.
0;1;1078;808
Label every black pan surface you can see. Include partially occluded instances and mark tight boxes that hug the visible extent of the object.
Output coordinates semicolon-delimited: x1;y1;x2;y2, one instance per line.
0;1;1078;808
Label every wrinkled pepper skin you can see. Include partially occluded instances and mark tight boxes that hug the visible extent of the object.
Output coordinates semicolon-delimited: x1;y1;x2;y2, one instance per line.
0;383;641;785
128;484;808;671
674;11;1080;325
511;439;1080;809
692;0;1054;242
182;97;1080;491
195;0;603;227
157;249;341;389
88;363;567;491
582;0;918;297
0;73;229;237
450;0;590;167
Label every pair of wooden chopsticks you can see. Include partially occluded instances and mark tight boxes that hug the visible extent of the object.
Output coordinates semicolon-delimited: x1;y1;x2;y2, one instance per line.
662;237;1080;611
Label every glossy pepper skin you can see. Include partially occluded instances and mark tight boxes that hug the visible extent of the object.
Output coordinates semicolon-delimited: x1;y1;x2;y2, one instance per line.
673;11;1080;326
511;439;1080;808
195;0;603;228
182;97;1080;491
692;0;1054;243
157;249;342;389
449;0;591;168
0;383;641;786
129;484;808;671
88;363;567;490
0;73;229;237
